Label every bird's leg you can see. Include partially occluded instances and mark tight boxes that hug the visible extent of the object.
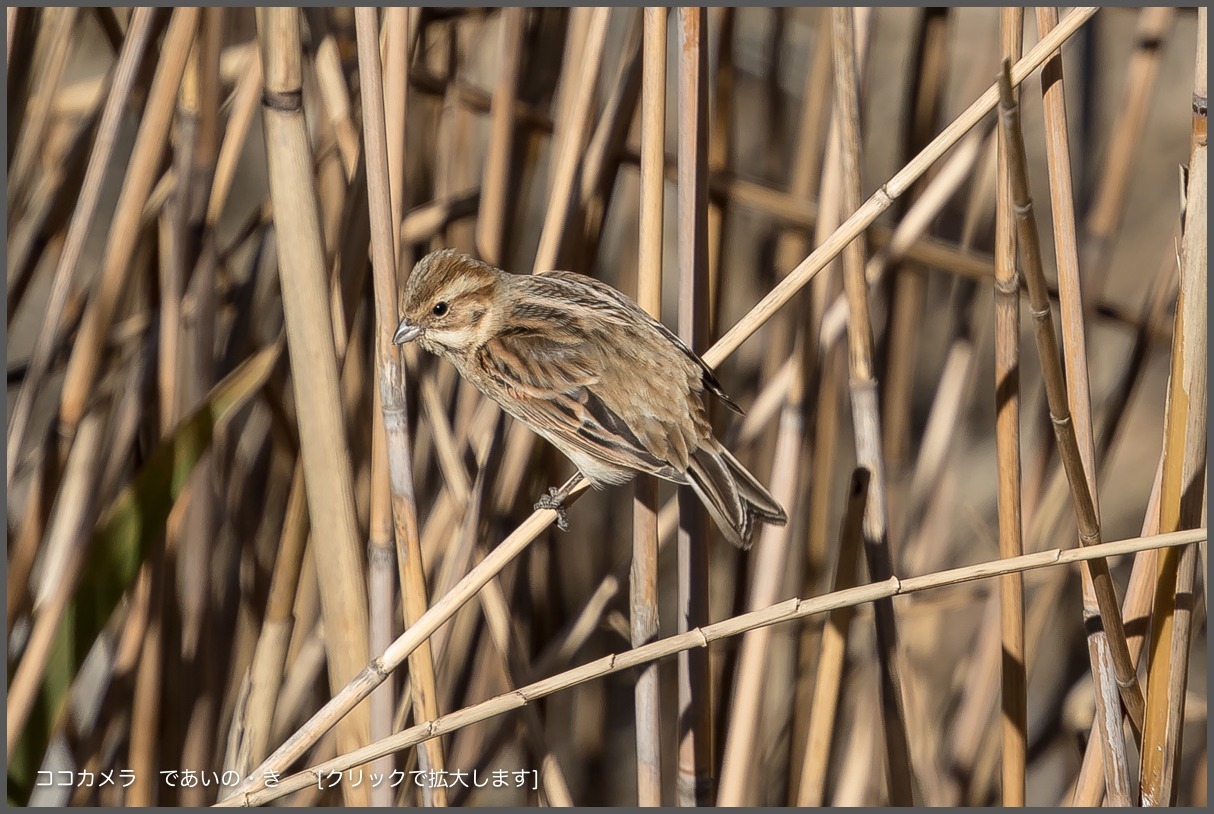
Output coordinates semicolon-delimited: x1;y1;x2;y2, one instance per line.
533;473;582;532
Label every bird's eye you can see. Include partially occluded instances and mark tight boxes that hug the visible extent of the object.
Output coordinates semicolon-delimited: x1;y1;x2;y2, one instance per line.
432;301;449;317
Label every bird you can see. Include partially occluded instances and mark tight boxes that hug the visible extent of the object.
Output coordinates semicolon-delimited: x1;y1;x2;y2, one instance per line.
392;248;787;549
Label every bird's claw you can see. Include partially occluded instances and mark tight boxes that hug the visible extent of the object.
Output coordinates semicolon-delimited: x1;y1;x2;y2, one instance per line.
534;486;570;532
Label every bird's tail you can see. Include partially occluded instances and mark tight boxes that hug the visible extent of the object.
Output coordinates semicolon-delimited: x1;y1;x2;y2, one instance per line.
685;444;788;550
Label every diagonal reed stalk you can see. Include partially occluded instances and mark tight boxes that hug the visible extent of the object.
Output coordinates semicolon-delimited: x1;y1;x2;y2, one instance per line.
632;5;666;807
831;7;916;805
54;9;198;446
996;55;1139;804
226;528;1206;807
5;6;157;491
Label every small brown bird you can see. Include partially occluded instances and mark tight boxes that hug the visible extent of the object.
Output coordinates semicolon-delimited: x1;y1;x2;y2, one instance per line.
393;249;787;549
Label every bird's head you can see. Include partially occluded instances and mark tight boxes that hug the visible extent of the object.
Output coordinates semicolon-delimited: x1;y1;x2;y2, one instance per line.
395;249;503;358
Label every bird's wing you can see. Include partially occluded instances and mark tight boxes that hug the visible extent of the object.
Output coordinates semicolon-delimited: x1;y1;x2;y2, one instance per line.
475;327;683;481
536;270;744;414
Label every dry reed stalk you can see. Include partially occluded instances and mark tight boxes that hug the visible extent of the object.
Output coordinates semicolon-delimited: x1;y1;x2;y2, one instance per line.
373;8;409;806
700;6;1098;372
55;9;199;443
802;6;868;595
5;12;156;625
710;172;998;286
532;6;611;274
175;3;223;668
4;409;106;753
1035;2;1150;749
1140;14;1207;800
997;56;1137;803
1080;6;1176;300
796;469;870;805
5;8;40;156
831;8;916;804
765;14;838;793
176;16;226;802
476;7;525;266
1072;457;1164;805
7;7;77;212
383;6;409;251
355;9;448;805
309;14;359;178
816;124;994;453
674;7;713;805
256;8;372;805
713;14;857;784
5;7;156;487
230;528;1207;806
367;387;398;809
992;8;1027;806
895;141;995;570
880;7;950;470
6;7;17;66
5;437;51;633
229;465;307;786
579;11;644;258
631;6;666;807
231;475;592;801
715;355;804;803
705;7;734;336
456;544;575;806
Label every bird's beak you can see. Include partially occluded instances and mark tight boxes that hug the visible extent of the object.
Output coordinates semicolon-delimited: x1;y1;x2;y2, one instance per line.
392;319;422;345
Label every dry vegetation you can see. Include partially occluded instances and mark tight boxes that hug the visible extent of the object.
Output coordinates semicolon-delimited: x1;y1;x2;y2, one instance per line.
5;6;1207;807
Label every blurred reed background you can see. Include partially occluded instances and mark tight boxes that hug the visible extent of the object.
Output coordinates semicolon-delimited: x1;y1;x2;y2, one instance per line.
5;6;1207;807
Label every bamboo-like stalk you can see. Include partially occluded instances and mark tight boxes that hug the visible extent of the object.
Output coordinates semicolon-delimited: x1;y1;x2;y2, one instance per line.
674;7;713;806
996;55;1139;804
797;469;870;805
371;6;408;807
355;8;448;806
1141;11;1207;801
831;8;916;805
700;6;1098;371
993;9;1027;806
631;6;665;807
476;7;525;266
4;6;156;486
256;8;372;805
227;528;1207;807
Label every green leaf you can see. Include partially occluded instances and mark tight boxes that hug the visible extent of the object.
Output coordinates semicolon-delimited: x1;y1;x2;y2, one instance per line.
8;339;282;801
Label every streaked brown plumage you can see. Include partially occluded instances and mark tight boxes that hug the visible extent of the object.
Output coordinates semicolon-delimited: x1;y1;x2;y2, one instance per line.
393;248;787;549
